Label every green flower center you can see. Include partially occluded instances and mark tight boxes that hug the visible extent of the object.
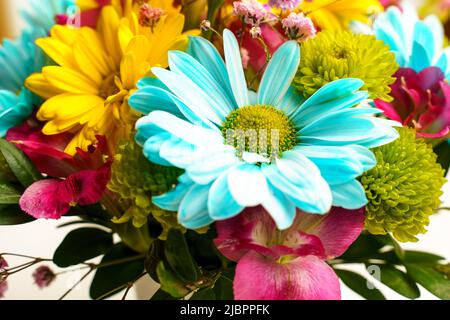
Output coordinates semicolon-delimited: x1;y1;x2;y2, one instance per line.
221;105;297;159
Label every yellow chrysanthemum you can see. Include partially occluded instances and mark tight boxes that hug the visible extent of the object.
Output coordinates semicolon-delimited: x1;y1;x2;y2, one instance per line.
300;0;382;30
25;2;189;155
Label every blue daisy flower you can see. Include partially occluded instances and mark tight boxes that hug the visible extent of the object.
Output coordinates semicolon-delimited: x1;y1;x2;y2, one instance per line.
130;29;399;230
21;0;75;33
0;29;47;137
374;2;450;79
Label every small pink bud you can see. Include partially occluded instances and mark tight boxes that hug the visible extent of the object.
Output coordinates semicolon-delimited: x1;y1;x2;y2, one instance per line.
32;266;56;289
282;12;316;42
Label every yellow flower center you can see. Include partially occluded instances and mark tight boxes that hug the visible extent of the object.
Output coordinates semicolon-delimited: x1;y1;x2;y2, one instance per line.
222;105;297;159
99;73;121;99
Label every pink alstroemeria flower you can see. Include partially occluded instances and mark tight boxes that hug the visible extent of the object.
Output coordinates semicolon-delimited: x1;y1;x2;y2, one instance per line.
215;206;365;300
375;67;450;139
7;120;112;220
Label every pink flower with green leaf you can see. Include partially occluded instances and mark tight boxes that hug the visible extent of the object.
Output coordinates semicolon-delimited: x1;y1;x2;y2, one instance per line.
214;206;365;300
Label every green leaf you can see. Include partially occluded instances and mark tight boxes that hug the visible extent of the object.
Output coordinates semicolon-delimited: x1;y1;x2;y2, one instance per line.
150;288;178;300
165;229;199;283
191;288;216;300
434;140;450;176
53;228;114;267
207;0;225;27
0;204;34;225
213;275;234;300
186;230;222;269
145;239;165;282
405;263;450;300
404;251;445;264
372;264;420;299
339;233;385;261
90;243;145;300
0;183;21;204
335;269;386;300
156;261;190;299
0;139;41;187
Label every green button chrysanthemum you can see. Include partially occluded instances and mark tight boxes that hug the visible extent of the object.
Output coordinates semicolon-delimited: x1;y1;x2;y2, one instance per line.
108;140;184;239
293;30;398;101
360;128;447;242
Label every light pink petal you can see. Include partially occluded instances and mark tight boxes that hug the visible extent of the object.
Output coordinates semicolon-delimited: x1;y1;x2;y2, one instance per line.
19;180;73;219
296;207;365;259
234;251;341;300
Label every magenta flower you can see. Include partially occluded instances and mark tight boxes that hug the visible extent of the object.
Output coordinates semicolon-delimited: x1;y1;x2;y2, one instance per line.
0;257;8;270
215;206;365;300
0;280;7;299
19;163;111;220
375;67;450;139
32;266;56;289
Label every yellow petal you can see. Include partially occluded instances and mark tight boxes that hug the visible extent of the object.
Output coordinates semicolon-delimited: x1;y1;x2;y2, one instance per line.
98;6;122;66
25;73;64;100
36;38;78;69
37;93;104;121
120;53;138;89
42;66;99;94
76;0;99;10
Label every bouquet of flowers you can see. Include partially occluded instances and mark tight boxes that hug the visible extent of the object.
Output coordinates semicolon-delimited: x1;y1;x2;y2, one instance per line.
0;0;449;301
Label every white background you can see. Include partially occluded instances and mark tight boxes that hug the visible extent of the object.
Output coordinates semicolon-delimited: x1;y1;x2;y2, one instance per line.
1;0;448;300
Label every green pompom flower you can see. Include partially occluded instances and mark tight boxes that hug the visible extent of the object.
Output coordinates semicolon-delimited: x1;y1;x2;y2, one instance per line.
108;140;184;239
360;128;447;242
293;30;398;100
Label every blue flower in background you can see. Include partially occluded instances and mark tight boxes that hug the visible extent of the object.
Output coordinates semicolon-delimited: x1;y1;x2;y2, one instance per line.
22;0;75;33
0;0;73;137
130;29;399;230
374;2;450;80
0;30;46;137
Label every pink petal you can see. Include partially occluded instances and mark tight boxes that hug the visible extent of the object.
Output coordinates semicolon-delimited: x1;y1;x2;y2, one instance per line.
296;207;365;259
66;163;111;205
416;126;450;138
417;67;445;92
234;251;341;300
19;179;73;219
19;163;111;220
374;99;403;122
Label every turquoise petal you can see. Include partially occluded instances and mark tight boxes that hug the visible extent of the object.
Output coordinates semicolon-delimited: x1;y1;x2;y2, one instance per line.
290;79;366;126
208;171;244;220
279;86;304;118
261;183;296;230
331;179;368;209
136;77;168;89
141;132;173;166
223;29;249;107
294;145;376;185
136;111;223;148
178;184;214;229
262;152;332;214
168;51;235;117
153;174;194;211
412;21;435;63
129;86;185;118
187;35;235;104
227;163;271;207
159;136;198;169
186;147;238;185
152;67;223;126
258;41;300;106
299;109;381;143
